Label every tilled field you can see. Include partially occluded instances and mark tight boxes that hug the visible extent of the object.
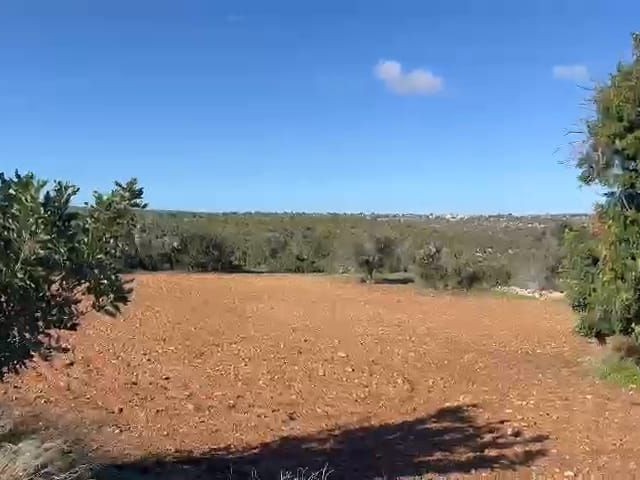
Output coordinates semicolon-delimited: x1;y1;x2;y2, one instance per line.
3;274;640;478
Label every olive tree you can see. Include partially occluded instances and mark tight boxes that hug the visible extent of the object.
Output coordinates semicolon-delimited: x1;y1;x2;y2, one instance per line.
353;235;399;282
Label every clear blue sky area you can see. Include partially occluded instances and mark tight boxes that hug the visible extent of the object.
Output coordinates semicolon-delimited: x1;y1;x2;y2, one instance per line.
1;1;638;214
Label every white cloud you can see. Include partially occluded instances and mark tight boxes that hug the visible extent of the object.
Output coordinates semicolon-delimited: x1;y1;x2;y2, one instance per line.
374;60;443;96
552;64;589;82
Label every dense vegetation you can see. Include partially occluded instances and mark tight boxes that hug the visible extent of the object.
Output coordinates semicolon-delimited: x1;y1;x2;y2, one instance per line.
126;209;579;289
0;171;145;377
562;33;640;351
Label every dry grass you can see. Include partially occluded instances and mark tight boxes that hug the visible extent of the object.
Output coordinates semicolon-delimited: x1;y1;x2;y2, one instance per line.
240;466;333;480
0;436;335;480
0;436;89;480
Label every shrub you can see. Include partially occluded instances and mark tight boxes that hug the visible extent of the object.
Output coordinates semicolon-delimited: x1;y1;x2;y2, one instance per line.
353;235;399;282
608;334;640;363
561;226;601;335
507;225;567;291
444;251;511;290
176;232;241;272
415;243;511;291
127;234;180;271
414;243;449;288
0;171;145;376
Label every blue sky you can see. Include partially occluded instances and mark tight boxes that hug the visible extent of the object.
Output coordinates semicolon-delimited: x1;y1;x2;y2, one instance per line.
1;0;638;214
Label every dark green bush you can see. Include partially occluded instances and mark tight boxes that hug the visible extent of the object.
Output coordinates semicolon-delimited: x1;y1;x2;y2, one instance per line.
415;244;511;291
353;235;401;282
0;171;145;376
561;225;600;335
124;234;178;271
176;233;241;272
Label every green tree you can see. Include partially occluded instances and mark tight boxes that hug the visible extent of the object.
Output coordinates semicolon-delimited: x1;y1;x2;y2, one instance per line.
176;232;240;272
354;235;398;282
415;243;510;291
563;33;640;339
0;171;146;376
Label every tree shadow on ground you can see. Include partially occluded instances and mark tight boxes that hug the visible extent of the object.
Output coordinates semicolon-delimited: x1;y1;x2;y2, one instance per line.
373;277;415;285
358;275;415;285
95;404;548;480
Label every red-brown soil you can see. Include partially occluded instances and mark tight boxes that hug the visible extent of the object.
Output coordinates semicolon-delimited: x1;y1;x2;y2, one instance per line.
3;274;640;478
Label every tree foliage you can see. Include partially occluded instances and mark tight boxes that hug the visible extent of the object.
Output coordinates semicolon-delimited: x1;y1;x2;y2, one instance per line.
0;171;146;376
415;243;511;291
176;232;241;272
353;235;401;282
563;33;640;339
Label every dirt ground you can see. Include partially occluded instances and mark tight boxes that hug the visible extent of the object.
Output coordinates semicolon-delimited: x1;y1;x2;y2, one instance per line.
3;273;640;478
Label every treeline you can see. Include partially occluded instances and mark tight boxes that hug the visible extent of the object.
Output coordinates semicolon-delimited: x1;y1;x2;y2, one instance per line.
123;210;576;290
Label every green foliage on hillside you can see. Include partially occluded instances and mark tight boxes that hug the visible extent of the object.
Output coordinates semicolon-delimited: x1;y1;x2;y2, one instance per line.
124;209;576;289
563;33;640;344
414;243;511;291
0;171;145;376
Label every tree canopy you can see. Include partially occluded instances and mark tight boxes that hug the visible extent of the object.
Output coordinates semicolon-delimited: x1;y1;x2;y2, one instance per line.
0;171;146;376
563;33;640;338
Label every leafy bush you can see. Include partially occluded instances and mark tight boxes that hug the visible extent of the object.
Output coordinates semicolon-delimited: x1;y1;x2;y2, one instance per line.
561;225;601;335
176;233;241;272
125;233;179;271
414;243;449;288
353;235;400;282
562;32;640;339
0;171;145;376
511;225;567;291
414;243;511;291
